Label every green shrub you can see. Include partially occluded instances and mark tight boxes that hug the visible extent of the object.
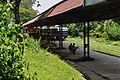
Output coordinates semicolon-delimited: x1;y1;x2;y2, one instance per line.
94;32;103;38
108;26;120;41
0;3;26;80
24;35;41;53
102;32;109;40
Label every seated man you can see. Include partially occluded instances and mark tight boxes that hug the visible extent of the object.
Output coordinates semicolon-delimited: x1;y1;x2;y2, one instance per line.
68;43;78;54
68;43;73;53
72;43;78;54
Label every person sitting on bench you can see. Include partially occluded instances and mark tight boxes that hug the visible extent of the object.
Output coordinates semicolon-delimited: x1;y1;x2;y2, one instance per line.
69;43;73;53
68;43;78;54
72;43;78;54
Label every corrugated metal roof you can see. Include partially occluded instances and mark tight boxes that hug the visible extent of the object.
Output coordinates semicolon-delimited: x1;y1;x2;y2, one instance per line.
47;0;83;17
24;0;120;27
24;0;83;27
23;7;54;27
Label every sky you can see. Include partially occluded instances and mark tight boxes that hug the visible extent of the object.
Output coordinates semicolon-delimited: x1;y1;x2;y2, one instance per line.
33;0;63;13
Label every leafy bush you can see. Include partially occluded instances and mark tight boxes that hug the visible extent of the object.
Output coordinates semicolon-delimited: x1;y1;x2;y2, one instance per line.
94;32;103;38
24;35;41;53
0;3;26;80
66;23;81;37
102;32;109;40
90;20;120;41
108;26;120;41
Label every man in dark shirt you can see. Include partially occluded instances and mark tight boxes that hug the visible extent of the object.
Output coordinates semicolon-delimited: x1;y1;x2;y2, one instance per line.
68;43;73;53
72;43;78;54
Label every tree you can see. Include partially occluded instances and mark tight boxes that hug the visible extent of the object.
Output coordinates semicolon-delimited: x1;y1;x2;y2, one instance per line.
65;23;83;37
19;0;37;22
20;8;37;22
1;0;21;24
20;0;36;10
14;0;21;24
1;0;39;24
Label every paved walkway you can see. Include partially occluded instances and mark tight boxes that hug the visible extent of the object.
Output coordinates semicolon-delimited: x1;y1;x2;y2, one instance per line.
51;41;120;80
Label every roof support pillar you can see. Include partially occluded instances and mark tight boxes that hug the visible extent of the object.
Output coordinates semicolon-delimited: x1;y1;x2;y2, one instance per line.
39;26;42;41
59;25;63;48
83;21;90;58
46;26;50;43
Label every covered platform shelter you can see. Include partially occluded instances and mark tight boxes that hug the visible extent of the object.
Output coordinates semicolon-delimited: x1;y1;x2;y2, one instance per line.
24;0;120;59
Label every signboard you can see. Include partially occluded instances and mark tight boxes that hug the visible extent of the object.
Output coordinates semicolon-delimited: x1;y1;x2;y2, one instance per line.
85;0;106;6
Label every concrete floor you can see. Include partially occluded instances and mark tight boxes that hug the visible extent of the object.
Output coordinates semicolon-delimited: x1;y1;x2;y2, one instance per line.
51;41;120;80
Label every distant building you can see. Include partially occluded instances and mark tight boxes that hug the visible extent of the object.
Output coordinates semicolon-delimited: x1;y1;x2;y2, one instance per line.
23;26;68;40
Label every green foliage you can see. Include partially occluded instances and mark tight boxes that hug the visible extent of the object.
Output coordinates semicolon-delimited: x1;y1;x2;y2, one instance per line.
0;3;26;80
88;20;120;41
19;0;37;22
20;8;37;22
0;1;2;4
90;21;104;38
107;23;120;41
112;18;120;25
25;35;41;53
102;32;109;39
90;21;104;32
20;0;36;10
65;23;83;37
94;32;103;38
0;0;7;4
99;20;120;40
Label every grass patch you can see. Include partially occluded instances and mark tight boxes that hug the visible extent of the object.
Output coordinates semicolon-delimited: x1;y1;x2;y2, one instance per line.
24;38;85;80
66;37;120;57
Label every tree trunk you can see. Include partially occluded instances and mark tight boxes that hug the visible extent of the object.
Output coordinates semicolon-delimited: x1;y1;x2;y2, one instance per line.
14;0;21;24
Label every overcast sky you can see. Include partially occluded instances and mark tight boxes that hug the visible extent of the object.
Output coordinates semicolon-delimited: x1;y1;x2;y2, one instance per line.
33;0;63;13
